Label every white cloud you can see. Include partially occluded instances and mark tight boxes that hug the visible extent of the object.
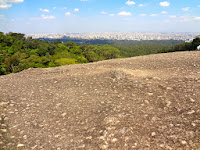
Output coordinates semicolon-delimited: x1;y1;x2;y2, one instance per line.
74;8;79;12
109;14;115;16
161;11;168;14
64;7;67;10
41;15;55;19
198;5;200;8
118;11;131;16
140;14;147;16
138;4;144;7
30;15;55;21
160;1;170;7
80;0;88;1
40;8;50;13
0;3;12;9
125;0;135;6
194;17;200;20
7;0;24;3
0;0;24;9
53;7;56;10
182;7;190;12
101;11;107;15
65;12;71;16
150;14;159;17
170;15;176;18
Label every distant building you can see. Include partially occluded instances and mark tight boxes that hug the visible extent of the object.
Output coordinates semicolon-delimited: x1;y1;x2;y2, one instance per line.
185;39;193;43
195;35;200;38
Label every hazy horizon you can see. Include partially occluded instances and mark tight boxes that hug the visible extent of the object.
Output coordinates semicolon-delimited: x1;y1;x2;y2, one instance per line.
0;0;200;33
25;31;200;34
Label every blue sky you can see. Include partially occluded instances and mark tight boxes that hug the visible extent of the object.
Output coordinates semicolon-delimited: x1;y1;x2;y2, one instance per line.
0;0;200;33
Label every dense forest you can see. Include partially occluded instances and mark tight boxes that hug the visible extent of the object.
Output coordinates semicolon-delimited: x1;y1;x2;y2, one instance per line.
40;38;184;57
109;40;183;57
0;32;120;75
173;37;200;51
0;32;199;75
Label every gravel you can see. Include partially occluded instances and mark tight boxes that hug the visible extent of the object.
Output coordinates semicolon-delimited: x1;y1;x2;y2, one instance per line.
0;51;200;149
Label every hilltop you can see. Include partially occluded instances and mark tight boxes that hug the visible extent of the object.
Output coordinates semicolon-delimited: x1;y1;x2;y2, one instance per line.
0;51;200;149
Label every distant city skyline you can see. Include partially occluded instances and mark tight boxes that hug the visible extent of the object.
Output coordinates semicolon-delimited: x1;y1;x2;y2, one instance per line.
0;0;200;33
26;32;200;42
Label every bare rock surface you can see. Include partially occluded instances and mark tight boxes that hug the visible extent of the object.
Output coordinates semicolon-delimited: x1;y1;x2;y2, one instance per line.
0;51;200;149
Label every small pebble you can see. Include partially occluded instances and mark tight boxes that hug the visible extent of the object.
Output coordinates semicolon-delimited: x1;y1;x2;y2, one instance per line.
151;132;156;136
147;93;153;96
121;127;126;134
101;145;108;149
160;144;164;148
190;98;195;102
17;144;25;147
86;136;92;140
187;110;195;115
23;135;27;139
31;145;38;149
1;129;7;133
167;87;173;90
191;123;196;127
181;140;187;145
112;138;118;142
61;113;66;117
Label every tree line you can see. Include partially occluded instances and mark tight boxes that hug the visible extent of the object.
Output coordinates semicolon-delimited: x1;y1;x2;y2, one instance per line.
109;40;183;57
0;32;120;75
37;38;184;57
173;37;200;51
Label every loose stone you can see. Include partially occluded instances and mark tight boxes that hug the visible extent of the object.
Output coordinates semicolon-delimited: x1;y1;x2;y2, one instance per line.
17;144;25;147
181;140;187;145
187;110;195;115
1;129;7;133
147;93;153;96
112;138;118;142
86;136;92;140
151;132;156;136
190;98;195;102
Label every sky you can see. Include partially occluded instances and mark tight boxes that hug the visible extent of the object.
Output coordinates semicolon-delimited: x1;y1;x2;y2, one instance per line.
0;0;200;33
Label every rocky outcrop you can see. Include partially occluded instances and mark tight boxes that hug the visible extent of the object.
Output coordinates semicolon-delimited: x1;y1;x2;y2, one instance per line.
0;51;200;149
